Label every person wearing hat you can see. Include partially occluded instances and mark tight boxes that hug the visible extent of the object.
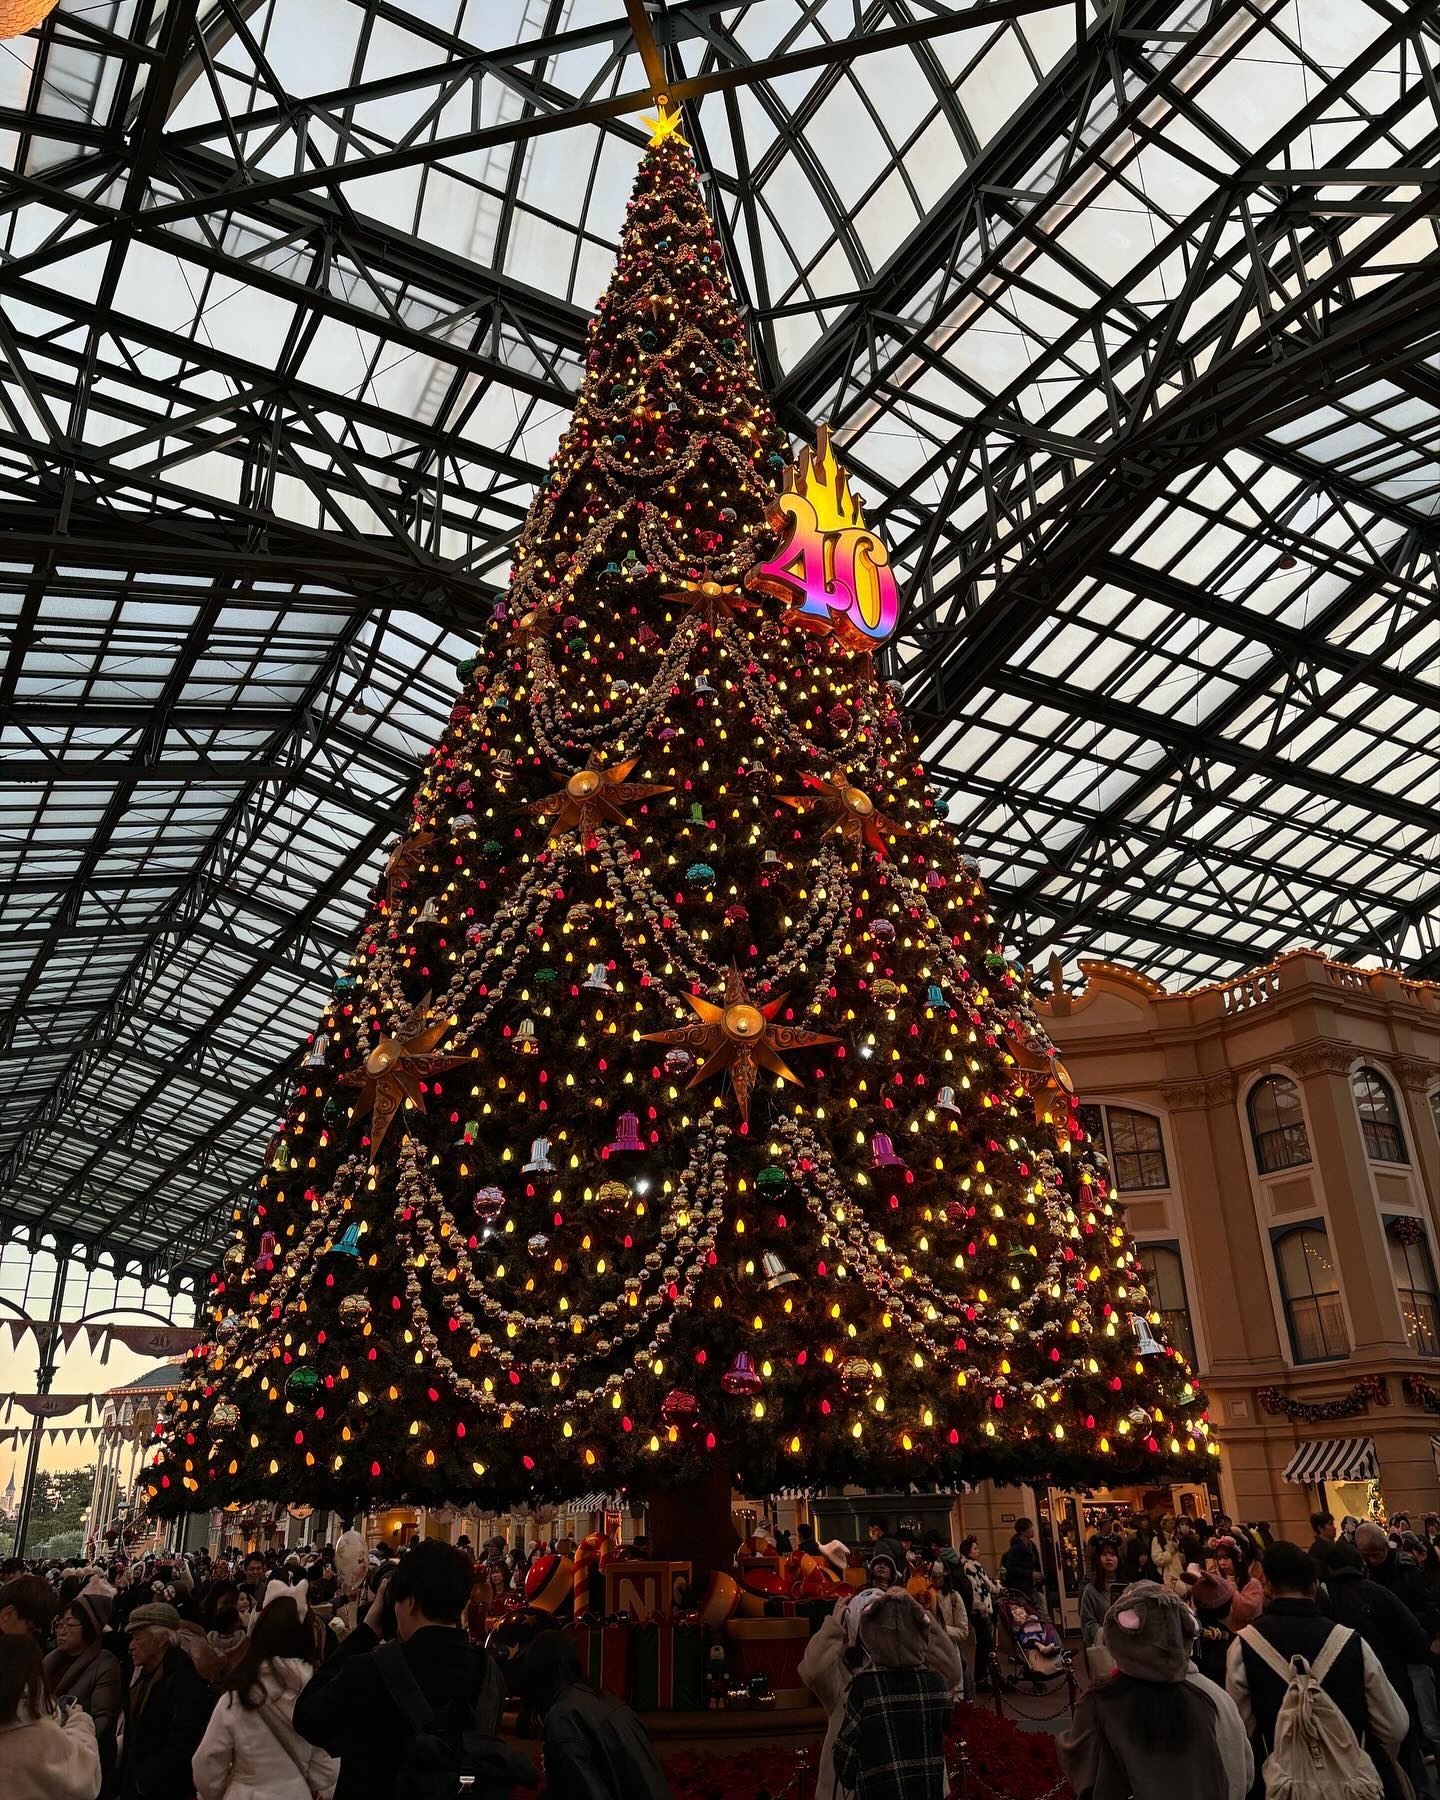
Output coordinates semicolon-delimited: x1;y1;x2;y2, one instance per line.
799;1585;961;1800
43;1578;122;1794
1183;1566;1236;1687
118;1602;214;1800
1059;1580;1252;1800
865;1544;905;1590
831;1590;953;1800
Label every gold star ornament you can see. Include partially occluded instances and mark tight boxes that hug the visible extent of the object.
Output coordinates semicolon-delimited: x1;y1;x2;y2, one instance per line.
778;770;904;857
340;1000;469;1150
383;830;435;905
642;101;688;148
529;758;672;842
666;577;749;628
642;964;839;1123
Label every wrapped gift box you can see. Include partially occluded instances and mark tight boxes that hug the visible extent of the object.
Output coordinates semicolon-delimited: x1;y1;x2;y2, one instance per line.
604;1558;692;1623
727;1616;812;1710
567;1619;631;1701
631;1617;705;1712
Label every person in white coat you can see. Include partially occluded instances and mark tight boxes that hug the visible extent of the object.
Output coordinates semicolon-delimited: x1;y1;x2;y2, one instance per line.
192;1593;337;1800
798;1585;962;1800
0;1632;101;1800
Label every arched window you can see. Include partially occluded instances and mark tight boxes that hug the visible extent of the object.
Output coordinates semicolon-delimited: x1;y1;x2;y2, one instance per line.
1135;1244;1197;1367
1248;1075;1311;1173
1353;1066;1407;1163
1274;1225;1349;1363
1104;1108;1169;1190
1389;1224;1440;1357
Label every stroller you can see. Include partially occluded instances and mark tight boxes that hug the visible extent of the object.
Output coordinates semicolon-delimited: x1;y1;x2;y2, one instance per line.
993;1587;1071;1691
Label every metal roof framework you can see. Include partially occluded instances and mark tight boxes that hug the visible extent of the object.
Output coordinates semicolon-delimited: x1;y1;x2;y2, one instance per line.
0;0;1436;1286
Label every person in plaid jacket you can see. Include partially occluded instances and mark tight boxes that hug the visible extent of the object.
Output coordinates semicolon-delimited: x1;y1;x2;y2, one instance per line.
831;1591;951;1799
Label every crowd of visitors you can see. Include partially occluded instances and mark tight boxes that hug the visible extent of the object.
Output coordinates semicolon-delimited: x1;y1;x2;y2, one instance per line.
3;1504;1440;1798
0;1533;667;1800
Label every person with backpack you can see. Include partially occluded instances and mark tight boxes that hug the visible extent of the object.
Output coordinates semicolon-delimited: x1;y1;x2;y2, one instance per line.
1058;1580;1252;1800
830;1589;953;1800
518;1630;669;1800
191;1593;338;1800
292;1540;535;1800
1225;1540;1410;1800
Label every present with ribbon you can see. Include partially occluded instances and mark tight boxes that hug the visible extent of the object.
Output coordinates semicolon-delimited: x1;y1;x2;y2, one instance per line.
567;1614;631;1702
630;1613;705;1712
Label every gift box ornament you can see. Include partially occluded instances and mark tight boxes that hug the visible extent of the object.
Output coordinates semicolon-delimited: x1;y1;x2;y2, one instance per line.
631;1617;704;1711
567;1617;631;1701
603;1559;692;1624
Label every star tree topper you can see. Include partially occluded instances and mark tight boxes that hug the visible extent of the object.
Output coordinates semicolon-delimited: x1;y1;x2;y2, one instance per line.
642;964;839;1123
341;999;469;1150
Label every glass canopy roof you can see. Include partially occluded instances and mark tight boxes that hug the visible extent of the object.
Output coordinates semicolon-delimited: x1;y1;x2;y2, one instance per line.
0;0;1436;1284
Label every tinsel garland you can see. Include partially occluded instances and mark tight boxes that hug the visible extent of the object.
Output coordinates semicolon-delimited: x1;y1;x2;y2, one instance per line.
1257;1373;1388;1419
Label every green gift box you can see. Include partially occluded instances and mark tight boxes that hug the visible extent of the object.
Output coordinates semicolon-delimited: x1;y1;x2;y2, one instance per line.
631;1619;704;1711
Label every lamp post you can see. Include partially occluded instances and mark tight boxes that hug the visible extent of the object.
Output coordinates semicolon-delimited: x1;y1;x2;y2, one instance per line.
13;1253;69;1558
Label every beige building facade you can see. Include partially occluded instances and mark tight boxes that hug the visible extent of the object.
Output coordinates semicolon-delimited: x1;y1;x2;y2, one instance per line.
1040;950;1440;1530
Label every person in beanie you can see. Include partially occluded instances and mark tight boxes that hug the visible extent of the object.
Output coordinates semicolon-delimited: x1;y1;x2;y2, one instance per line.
1059;1580;1251;1800
118;1601;214;1800
831;1589;953;1800
43;1580;122;1795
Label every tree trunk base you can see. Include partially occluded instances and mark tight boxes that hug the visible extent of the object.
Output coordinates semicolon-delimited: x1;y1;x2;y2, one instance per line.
645;1466;738;1588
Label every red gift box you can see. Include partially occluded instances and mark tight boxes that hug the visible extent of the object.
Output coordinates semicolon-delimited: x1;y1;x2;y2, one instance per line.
567;1620;631;1701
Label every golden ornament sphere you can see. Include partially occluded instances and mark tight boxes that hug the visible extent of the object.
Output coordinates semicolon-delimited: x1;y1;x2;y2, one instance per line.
566;770;602;800
721;1003;766;1041
841;785;874;816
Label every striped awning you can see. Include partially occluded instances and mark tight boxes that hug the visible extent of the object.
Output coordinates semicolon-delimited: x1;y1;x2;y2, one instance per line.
1281;1436;1378;1485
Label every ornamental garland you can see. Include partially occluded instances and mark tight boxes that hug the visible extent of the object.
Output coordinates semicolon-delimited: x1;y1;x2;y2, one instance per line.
1257;1374;1389;1420
1402;1374;1440;1412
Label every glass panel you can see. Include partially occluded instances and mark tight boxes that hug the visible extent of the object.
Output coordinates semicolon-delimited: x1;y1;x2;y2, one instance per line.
1106;1107;1169;1190
1353;1067;1407;1164
1136;1245;1197;1366
1388;1234;1440;1357
1276;1228;1349;1362
1248;1076;1312;1173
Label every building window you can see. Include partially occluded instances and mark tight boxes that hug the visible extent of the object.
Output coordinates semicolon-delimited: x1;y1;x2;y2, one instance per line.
1247;1075;1311;1173
1274;1225;1349;1363
1353;1066;1407;1164
1388;1224;1440;1357
1107;1108;1169;1190
1136;1243;1197;1367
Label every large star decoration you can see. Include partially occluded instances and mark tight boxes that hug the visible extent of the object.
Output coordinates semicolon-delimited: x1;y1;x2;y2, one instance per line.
642;103;688;148
383;830;435;904
528;759;672;842
777;770;903;857
341;1002;469;1151
666;577;749;629
642;965;839;1123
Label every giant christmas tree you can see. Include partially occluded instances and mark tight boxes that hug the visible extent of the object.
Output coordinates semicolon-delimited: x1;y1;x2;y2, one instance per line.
147;118;1212;1526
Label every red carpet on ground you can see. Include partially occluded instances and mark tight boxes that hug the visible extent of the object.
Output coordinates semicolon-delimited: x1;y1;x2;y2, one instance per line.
641;1704;1071;1799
